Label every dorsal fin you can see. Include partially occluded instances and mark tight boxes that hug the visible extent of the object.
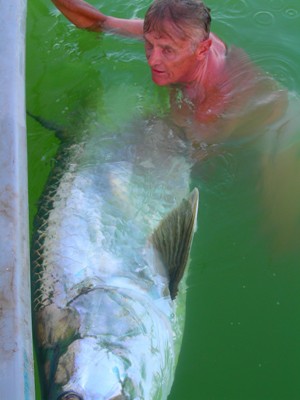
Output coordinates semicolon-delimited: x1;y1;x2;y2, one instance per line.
151;188;199;300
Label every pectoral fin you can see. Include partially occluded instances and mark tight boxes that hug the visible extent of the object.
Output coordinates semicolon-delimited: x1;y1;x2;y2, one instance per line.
151;188;199;300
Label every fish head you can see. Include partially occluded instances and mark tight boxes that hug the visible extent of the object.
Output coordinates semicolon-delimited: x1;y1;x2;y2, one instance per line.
50;337;139;400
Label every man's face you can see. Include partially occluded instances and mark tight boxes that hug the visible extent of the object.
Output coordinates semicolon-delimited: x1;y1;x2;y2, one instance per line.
144;22;203;86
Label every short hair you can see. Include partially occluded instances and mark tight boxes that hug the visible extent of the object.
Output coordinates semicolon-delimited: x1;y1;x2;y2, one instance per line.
144;0;211;41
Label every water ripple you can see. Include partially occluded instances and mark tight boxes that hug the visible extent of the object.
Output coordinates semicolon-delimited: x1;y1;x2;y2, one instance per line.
227;0;251;15
212;0;252;19
253;47;298;90
253;11;275;26
284;8;299;19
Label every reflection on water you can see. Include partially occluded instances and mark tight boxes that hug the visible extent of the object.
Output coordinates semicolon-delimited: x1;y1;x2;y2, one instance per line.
26;0;300;399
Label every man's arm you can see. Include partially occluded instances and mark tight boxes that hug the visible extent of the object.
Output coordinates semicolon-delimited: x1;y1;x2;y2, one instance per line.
51;0;144;37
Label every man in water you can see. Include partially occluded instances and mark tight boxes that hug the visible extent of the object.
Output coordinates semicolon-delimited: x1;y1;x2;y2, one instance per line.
51;0;286;143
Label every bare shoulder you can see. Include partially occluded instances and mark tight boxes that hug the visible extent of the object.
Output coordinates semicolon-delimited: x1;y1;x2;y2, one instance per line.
223;46;288;124
170;43;288;145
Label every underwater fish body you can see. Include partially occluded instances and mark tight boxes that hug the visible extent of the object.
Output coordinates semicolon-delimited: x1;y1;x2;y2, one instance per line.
32;118;199;400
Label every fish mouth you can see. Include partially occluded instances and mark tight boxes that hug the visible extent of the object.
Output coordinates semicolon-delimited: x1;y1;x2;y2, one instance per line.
56;391;126;400
57;391;83;400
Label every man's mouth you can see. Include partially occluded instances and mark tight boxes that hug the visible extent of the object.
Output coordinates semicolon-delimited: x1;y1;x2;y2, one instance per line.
150;68;169;85
152;68;166;75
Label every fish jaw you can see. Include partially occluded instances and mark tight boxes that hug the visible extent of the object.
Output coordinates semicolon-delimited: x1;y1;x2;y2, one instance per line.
53;337;129;400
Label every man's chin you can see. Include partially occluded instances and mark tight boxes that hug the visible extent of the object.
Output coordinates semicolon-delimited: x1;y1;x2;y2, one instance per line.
151;72;170;86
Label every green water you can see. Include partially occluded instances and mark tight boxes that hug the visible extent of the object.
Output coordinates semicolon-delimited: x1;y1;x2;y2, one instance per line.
26;1;300;399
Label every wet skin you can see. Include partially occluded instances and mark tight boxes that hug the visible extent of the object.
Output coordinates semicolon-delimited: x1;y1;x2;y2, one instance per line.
144;23;226;91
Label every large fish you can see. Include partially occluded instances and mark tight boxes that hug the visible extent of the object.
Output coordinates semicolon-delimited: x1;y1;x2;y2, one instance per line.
31;116;199;400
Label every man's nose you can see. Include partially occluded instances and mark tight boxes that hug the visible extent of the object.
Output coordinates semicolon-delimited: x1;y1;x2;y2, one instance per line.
147;47;162;67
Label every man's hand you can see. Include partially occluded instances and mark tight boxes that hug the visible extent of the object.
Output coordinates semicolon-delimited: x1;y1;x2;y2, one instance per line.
52;0;144;36
51;0;106;31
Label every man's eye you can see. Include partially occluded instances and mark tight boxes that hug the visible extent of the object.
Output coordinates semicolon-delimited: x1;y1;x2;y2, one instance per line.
164;47;174;55
145;41;153;50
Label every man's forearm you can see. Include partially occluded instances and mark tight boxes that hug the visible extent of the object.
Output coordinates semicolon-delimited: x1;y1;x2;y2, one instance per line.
51;0;144;37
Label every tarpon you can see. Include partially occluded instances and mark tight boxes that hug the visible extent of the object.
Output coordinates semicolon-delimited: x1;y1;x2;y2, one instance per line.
31;116;199;400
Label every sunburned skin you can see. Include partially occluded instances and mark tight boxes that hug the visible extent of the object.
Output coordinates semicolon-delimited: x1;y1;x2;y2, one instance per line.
169;43;288;144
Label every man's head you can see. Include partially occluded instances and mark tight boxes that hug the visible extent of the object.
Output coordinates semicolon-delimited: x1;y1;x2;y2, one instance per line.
144;0;211;45
143;0;212;86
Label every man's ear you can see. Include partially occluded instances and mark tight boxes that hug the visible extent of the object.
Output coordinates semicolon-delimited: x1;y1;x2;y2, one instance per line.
196;38;212;59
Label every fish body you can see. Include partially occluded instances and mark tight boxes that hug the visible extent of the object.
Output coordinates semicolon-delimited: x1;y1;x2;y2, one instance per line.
32;118;198;400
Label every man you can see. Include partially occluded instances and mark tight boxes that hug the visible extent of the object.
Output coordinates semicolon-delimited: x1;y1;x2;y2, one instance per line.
51;0;285;142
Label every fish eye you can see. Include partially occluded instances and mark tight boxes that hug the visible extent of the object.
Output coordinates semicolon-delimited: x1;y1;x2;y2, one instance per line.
57;391;83;400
